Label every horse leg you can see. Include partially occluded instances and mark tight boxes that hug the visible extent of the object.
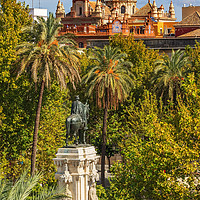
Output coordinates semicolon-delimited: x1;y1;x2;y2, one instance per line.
78;130;81;144
83;122;88;145
83;130;86;144
66;118;71;146
74;130;78;145
66;131;68;147
65;122;68;147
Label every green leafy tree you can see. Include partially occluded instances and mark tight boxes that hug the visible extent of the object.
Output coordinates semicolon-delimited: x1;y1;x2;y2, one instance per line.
0;0;31;74
82;45;134;187
102;89;200;199
152;49;190;103
185;42;200;81
16;13;80;175
110;34;160;89
0;0;34;179
36;83;70;185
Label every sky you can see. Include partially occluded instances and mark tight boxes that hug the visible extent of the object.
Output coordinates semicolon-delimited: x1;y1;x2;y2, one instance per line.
21;0;199;22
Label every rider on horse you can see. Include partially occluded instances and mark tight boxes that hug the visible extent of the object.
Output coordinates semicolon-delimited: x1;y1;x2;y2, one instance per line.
66;95;89;146
71;95;87;127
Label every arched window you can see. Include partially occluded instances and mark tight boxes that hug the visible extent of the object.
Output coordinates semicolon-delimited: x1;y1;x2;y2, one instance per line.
79;7;82;16
133;6;135;14
79;42;84;48
121;6;125;14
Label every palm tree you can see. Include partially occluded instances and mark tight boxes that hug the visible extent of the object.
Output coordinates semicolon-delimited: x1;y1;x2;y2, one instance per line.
16;13;80;175
152;49;190;104
82;45;134;187
0;171;66;200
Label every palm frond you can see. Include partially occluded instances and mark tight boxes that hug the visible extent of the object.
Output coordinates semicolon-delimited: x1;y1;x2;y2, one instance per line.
32;186;66;200
7;171;41;200
16;13;80;90
82;45;134;109
152;49;190;103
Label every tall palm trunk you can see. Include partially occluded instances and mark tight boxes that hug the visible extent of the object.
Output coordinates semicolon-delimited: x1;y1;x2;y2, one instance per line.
31;80;45;176
101;90;108;187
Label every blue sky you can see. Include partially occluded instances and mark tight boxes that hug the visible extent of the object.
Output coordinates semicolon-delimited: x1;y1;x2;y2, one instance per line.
20;0;199;21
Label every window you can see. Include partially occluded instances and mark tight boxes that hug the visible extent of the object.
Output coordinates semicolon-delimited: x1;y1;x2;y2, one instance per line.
140;26;144;34
79;7;82;16
160;28;162;34
133;6;135;14
121;6;125;14
79;42;84;48
168;28;172;34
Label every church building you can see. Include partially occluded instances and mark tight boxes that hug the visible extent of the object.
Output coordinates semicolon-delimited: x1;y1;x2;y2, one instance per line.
56;0;177;48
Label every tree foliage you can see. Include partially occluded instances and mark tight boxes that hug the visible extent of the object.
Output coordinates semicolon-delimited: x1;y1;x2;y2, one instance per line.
100;87;200;199
110;34;160;89
83;46;134;109
152;49;190;103
16;13;80;175
0;4;73;182
0;0;31;73
0;0;34;179
82;45;134;186
0;171;66;200
1;3;200;196
36;83;70;185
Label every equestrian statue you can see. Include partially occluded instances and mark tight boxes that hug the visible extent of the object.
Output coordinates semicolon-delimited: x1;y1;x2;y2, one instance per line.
65;95;89;146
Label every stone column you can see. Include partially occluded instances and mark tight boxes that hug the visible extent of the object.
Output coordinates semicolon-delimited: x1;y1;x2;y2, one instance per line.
54;146;99;200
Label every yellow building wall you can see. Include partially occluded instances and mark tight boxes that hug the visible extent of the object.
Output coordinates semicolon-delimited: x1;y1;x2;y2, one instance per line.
154;21;177;37
128;20;177;38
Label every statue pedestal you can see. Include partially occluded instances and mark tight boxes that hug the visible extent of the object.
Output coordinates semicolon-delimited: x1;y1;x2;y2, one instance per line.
54;146;99;200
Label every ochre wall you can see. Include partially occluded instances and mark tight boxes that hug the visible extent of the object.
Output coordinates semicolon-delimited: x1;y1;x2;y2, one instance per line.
155;22;177;37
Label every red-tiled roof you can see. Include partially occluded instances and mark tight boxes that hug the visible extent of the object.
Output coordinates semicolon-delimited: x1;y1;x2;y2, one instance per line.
89;1;111;15
178;28;200;37
133;3;152;17
175;11;200;26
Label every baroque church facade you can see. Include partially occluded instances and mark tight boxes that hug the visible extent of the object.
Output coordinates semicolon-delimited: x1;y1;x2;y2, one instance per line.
56;0;177;48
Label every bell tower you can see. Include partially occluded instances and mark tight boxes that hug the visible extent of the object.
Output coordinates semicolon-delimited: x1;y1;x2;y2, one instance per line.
104;0;137;19
56;0;65;18
151;0;158;18
70;0;89;17
169;1;175;18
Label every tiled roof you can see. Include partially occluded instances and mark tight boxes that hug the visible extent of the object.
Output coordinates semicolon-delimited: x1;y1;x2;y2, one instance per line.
178;28;200;38
89;2;96;11
104;4;111;16
89;1;111;15
175;11;200;26
133;3;152;17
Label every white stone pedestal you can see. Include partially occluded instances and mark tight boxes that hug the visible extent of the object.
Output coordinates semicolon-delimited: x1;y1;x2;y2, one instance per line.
54;146;99;200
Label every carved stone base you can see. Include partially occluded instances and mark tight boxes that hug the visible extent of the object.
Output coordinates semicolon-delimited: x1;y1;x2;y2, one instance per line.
54;146;99;200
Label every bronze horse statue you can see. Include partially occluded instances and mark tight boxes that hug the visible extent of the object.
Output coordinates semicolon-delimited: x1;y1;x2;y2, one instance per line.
65;99;89;146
